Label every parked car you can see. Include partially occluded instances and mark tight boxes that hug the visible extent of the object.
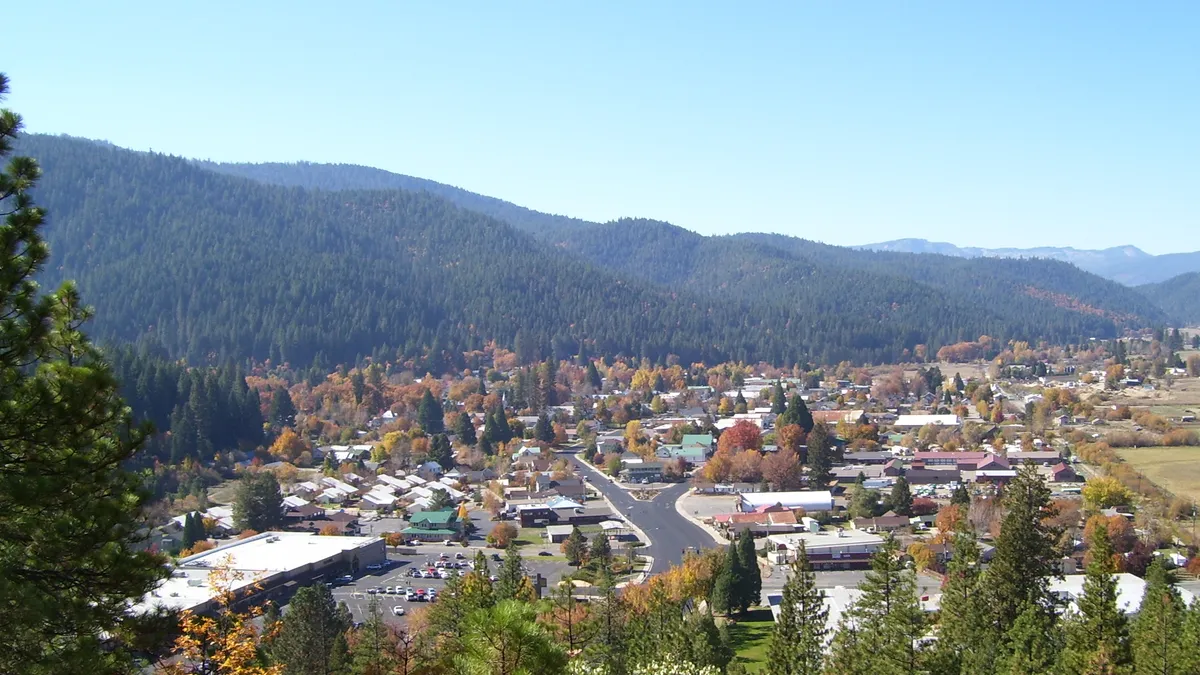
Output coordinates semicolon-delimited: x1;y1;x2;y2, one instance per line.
455;552;465;559
366;563;383;571
392;606;406;616
385;586;394;595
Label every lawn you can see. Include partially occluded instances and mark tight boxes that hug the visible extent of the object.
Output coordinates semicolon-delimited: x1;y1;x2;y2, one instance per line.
1116;446;1200;502
725;609;775;673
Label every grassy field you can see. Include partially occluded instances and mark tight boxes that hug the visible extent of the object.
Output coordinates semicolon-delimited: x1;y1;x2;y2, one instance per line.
1116;446;1200;502
725;609;775;673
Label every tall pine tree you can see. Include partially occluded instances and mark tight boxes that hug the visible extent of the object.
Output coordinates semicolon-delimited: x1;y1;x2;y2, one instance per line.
1059;523;1131;673
1131;558;1186;674
766;542;827;675
737;528;762;611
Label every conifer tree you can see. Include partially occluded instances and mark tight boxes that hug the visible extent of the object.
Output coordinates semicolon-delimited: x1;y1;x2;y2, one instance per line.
269;385;297;428
806;422;833;488
931;521;996;673
766;543;827;675
428;433;453;470
564;526;589;566
591;531;613;567
826;536;925;673
996;602;1060;675
273;583;352;675
725;541;749;614
771;382;787;415
1180;597;1200;674
737;529;762;610
1059;523;1131;673
349;596;398;675
418;388;444;434
495;544;526;602
453;411;477;446
535;412;554;443
982;463;1060;636
950;483;971;509
887;475;914;516
582;564;626;675
1131;558;1186;674
0;86;174;664
232;470;283;532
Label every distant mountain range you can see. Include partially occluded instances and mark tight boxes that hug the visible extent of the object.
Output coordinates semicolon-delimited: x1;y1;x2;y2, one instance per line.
858;238;1200;287
11;134;1190;371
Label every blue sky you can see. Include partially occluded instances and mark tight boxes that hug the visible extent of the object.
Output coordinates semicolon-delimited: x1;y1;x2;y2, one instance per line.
4;2;1198;253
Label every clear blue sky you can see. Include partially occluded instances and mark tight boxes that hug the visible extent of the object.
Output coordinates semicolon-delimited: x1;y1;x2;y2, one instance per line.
5;2;1199;253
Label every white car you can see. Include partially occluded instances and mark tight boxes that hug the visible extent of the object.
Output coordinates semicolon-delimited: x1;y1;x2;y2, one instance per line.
392;606;406;616
439;570;451;579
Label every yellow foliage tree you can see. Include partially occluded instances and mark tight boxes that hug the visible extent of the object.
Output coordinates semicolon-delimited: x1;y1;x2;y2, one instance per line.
907;542;934;571
1081;476;1134;511
268;427;306;462
158;556;282;674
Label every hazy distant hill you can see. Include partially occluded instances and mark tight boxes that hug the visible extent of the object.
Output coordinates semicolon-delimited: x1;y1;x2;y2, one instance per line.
859;238;1200;286
199;161;595;237
1138;272;1200;324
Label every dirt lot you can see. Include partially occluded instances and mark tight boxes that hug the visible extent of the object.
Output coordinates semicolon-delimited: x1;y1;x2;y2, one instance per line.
1116;446;1200;502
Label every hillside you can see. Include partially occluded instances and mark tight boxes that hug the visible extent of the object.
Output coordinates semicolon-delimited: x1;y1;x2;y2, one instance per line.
859;238;1200;286
1138;272;1200;324
199;160;594;237
21;134;817;369
16;135;1168;369
539;220;1165;361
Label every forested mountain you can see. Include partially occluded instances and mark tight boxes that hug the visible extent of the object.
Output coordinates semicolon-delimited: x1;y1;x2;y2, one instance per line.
1137;272;1200;324
20;134;810;369
541;218;1165;358
17;134;1168;370
859;238;1200;286
199;160;594;236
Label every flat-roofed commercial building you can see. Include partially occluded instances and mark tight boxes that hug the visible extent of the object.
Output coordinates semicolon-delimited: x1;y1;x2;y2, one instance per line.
134;532;385;615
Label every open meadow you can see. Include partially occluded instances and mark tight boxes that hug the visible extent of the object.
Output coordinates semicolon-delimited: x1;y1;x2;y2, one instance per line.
1115;446;1200;503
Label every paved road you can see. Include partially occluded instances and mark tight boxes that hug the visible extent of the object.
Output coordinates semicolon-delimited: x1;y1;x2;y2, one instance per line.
561;451;717;573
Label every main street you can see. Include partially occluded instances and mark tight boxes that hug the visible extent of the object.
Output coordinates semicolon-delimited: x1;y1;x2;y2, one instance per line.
560;451;718;573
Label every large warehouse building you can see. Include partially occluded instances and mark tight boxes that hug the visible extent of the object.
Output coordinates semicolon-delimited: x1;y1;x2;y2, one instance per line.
134;531;385;615
738;490;833;513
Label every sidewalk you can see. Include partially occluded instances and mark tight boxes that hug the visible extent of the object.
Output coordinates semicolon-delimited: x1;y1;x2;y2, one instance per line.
673;489;729;546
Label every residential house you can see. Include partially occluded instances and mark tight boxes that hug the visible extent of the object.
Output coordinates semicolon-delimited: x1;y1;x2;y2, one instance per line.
620;461;665;483
852;513;911;533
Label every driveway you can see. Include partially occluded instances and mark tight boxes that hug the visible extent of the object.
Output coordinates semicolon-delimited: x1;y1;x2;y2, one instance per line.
561;452;718;573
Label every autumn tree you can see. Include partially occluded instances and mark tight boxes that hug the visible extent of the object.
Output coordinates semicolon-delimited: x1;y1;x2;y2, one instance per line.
160;559;281;675
762;447;803;490
775;423;804;454
1081;475;1134;511
729;449;764;483
269;427;307;462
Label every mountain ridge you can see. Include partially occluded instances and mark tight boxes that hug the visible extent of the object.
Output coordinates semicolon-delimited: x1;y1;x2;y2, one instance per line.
858;238;1200;286
14;134;1172;371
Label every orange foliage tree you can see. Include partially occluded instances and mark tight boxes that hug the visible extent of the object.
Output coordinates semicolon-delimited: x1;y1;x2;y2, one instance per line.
717;421;762;454
158;556;282;674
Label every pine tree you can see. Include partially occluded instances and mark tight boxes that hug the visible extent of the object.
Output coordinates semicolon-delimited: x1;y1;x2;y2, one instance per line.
591;531;613;568
710;549;736;617
534;413;554;443
273;583;352;675
737;529;762;610
428;433;453;470
563;526;589;566
587;361;603;390
983;463;1060;635
950;483;970;509
495;544;526;602
771;382;787;415
232;470;283;532
766;542;827;675
806;422;833;489
418;388;444;434
349;596;397;675
581;564;626;674
269;385;296;428
1059;523;1130;674
1131;558;1186;674
180;512;200;551
931;521;996;673
888;475;914;516
996;602;1060;675
453;411;477;446
1180;597;1200;674
826;536;925;674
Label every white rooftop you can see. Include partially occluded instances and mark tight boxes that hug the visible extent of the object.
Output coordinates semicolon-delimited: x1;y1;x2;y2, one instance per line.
1050;573;1196;614
895;414;960;427
133;532;379;615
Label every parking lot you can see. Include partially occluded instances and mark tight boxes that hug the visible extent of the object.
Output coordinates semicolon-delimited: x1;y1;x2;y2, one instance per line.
326;544;573;627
